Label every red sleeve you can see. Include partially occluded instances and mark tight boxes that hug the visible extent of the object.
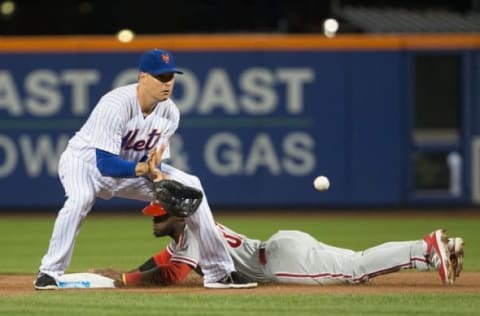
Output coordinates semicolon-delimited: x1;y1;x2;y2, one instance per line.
124;261;192;286
152;248;172;265
156;261;192;284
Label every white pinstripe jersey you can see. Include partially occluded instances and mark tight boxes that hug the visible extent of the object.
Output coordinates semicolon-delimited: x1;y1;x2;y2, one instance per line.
67;83;179;167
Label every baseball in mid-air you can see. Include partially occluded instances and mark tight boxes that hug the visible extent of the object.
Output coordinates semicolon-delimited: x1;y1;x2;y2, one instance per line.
313;176;330;191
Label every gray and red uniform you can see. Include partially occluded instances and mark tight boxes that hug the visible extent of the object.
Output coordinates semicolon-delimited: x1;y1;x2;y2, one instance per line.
127;222;430;285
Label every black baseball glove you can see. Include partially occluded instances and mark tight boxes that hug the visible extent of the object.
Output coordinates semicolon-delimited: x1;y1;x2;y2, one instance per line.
152;180;203;217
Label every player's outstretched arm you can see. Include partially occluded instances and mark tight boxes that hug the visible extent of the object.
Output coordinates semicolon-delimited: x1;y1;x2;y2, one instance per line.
90;262;193;287
95;146;168;180
124;262;192;286
90;247;193;287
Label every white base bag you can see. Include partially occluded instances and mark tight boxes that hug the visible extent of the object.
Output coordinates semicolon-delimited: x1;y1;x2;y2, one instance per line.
57;273;116;289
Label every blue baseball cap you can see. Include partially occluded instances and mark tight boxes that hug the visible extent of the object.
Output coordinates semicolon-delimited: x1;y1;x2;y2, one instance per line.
138;49;183;75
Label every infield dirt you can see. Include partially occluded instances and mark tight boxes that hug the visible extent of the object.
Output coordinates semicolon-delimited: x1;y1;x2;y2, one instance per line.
1;271;479;295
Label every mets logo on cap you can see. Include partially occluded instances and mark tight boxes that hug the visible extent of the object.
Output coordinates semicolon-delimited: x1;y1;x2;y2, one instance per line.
162;53;170;64
138;49;184;75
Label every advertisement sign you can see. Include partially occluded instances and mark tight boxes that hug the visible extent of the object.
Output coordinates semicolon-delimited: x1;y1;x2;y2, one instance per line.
0;50;403;208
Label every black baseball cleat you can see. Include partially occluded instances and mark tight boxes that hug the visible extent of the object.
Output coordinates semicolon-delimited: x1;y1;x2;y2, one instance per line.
204;271;258;289
34;272;58;290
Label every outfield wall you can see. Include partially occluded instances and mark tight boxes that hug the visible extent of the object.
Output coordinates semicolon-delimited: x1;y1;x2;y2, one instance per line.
0;34;479;208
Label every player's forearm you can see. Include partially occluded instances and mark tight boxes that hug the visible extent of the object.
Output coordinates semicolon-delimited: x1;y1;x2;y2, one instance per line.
132;249;172;273
136;257;157;272
95;148;137;177
96;148;153;177
123;262;192;286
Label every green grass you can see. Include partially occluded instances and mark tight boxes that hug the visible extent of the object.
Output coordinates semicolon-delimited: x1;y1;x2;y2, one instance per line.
1;293;480;315
1;212;479;315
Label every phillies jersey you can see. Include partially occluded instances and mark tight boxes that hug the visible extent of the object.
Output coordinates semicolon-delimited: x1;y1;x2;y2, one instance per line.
167;223;268;283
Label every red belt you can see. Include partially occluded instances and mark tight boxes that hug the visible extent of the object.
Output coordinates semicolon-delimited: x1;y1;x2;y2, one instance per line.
259;247;267;265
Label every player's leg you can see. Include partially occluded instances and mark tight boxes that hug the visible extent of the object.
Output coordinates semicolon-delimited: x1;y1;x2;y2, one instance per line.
345;240;429;283
302;239;427;284
312;234;449;284
360;240;417;255
262;231;350;285
262;231;428;285
114;176;154;201
159;163;256;288
315;240;356;256
35;152;98;289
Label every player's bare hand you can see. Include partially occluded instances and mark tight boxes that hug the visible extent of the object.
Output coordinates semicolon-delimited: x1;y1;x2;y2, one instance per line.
146;144;168;181
88;268;124;287
147;143;167;167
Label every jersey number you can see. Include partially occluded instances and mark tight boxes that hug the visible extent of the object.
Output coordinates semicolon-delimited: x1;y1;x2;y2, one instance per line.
217;224;242;248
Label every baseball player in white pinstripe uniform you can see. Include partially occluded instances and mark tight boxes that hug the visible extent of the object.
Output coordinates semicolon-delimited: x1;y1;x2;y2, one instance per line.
34;49;256;290
93;203;464;286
